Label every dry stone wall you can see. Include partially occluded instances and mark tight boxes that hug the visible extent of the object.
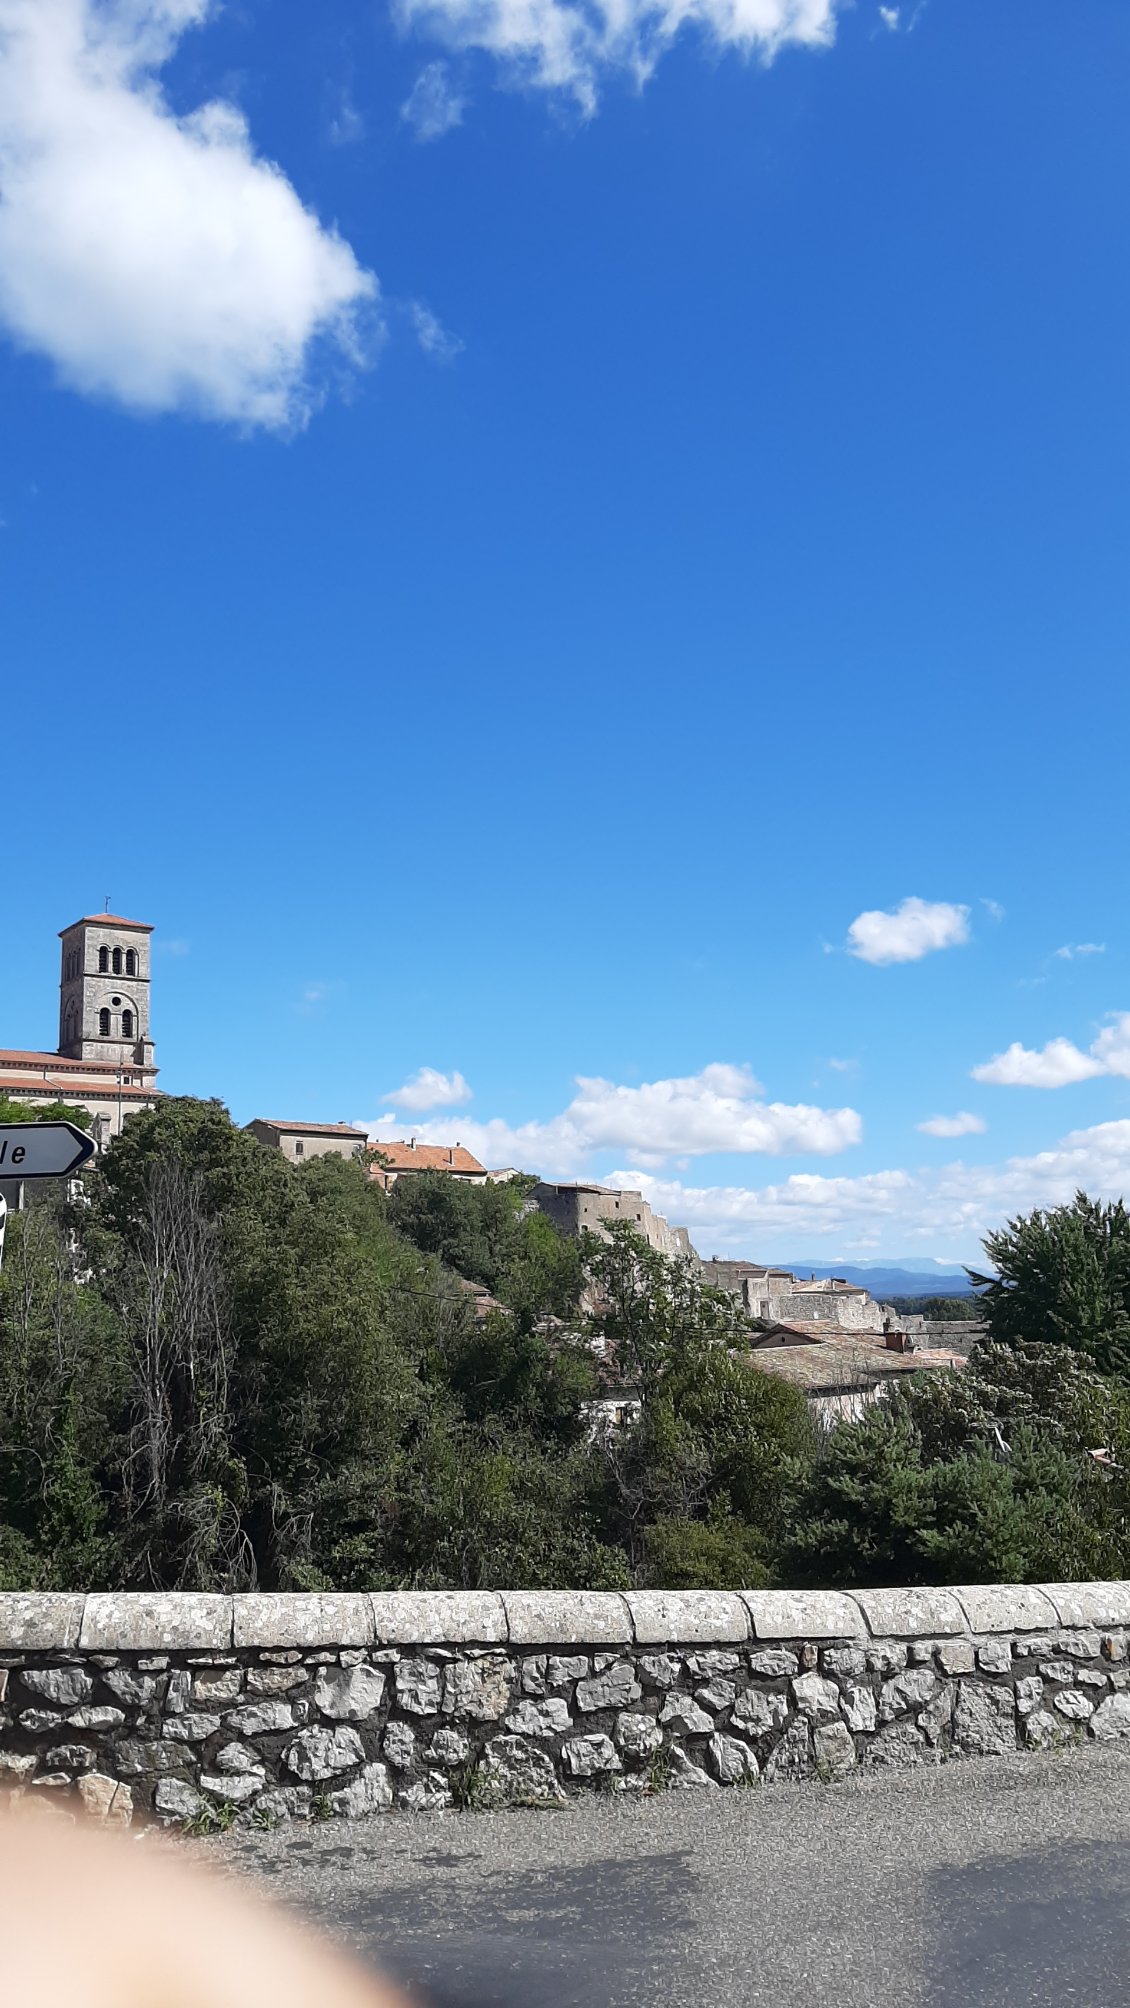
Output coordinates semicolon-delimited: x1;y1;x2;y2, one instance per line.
3;1584;1130;1828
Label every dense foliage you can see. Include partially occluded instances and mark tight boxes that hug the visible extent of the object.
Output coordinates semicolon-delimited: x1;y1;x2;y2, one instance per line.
2;1108;1129;1593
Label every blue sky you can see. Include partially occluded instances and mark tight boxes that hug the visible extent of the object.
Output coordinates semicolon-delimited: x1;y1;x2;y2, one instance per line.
2;0;1128;1263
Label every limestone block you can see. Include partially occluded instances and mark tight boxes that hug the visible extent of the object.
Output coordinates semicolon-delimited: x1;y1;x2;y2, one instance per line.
867;1723;932;1766
162;1713;222;1743
81;1775;133;1826
232;1595;372;1649
1051;1690;1094;1722
225;1699;298;1736
975;1639;1012;1675
743;1591;864;1642
369;1591;506;1646
764;1721;812;1777
20;1710;64;1733
951;1585;1058;1634
428;1727;470;1767
505;1698;572;1738
936;1640;977;1677
284;1725;365;1781
953;1681;1016;1755
667;1746;716;1788
103;1669;157;1707
0;1594;84;1651
1015;1676;1044;1716
329;1763;393;1816
878;1669;938;1722
45;1744;95;1772
708;1733;757;1783
562;1733;622;1776
1090;1693;1130;1742
575;1662;642;1713
792;1672;842;1722
1039;1660;1080;1684
501;1591;632;1647
1036;1583;1130;1630
747;1649;799;1679
546;1655;590;1685
246;1666;305;1696
1022;1709;1060;1748
626;1592;749;1645
21;1667;92;1708
214;1742;263;1774
480;1736;564;1802
695;1680;737;1714
658;1691;714;1736
813;1722;857;1778
0;1751;37;1782
200;1772;264;1804
731;1689;789;1736
442;1657;514;1721
164;1669;191;1715
192;1668;242;1705
313;1664;386;1722
81;1595;232;1653
919;1683;955;1746
521;1656;547;1696
821;1647;866;1678
381;1721;417;1769
395;1657;443;1716
616;1711;663;1758
68;1706;125;1731
686;1652;742;1677
866;1643;907;1676
841;1686;878;1734
638;1654;683;1688
154;1778;204;1822
853;1588;966;1638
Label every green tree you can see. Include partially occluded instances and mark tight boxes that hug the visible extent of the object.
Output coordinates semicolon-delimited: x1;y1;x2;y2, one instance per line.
969;1190;1130;1376
0;1095;92;1129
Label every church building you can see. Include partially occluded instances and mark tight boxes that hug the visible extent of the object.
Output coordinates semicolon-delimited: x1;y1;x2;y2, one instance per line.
1;913;161;1145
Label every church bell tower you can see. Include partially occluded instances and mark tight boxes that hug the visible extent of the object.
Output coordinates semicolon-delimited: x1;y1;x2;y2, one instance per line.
58;913;155;1069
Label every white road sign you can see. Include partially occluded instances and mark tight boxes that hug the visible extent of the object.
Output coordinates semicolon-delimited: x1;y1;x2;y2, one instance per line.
0;1122;96;1178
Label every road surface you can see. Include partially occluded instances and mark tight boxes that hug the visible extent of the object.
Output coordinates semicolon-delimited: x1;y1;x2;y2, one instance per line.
218;1746;1130;2006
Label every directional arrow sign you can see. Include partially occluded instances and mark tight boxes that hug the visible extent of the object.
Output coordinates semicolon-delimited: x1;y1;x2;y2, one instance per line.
0;1122;97;1178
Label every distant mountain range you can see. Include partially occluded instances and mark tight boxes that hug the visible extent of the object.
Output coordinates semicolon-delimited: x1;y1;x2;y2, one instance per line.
772;1260;980;1299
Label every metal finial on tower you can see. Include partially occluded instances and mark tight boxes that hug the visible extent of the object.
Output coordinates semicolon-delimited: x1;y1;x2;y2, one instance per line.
104;894;111;912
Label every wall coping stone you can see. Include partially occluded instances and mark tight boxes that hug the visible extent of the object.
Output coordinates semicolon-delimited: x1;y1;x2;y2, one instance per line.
742;1591;865;1641
369;1592;507;1644
950;1584;1060;1633
853;1588;965;1638
4;1583;1130;1652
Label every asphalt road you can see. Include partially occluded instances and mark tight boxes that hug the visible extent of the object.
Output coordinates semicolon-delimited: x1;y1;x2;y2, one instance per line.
216;1748;1130;2007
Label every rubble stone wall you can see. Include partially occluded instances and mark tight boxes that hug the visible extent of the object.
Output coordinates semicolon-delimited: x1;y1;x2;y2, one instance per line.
3;1584;1130;1828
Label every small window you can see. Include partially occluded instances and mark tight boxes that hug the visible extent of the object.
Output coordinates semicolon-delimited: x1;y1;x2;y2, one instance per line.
125;949;137;976
294;1139;304;1157
98;947;109;973
122;1009;134;1038
112;947;122;974
98;1008;111;1036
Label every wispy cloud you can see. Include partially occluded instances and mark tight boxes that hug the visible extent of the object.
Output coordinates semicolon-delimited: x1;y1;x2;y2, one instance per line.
827;1057;859;1075
1055;943;1106;961
397;0;841;115
328;91;365;146
847;897;971;966
406;300;464;363
155;937;190;958
296;980;343;1016
0;0;376;429
916;1111;986;1139
981;898;1005;923
400;61;466;141
386;1067;473;1112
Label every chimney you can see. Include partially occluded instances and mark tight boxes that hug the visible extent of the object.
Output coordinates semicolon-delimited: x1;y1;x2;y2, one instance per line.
884;1330;907;1354
410;1137;416;1150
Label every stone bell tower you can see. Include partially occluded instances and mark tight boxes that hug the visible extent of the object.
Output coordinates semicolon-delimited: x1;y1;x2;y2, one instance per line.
57;913;155;1070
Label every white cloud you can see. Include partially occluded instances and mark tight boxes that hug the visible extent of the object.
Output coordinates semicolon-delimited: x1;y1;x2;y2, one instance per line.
328;92;365;146
0;0;376;428
361;1061;861;1176
610;1116;1130;1261
846;897;971;966
387;1067;473;1112
916;1111;986;1139
1055;943;1106;960
972;1014;1130;1089
396;0;839;114
878;5;899;25
827;1057;859;1074
406;300;464;362
981;898;1005;922
401;61;466;139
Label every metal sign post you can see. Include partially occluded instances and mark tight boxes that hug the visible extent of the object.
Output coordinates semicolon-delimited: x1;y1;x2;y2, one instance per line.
0;1123;97;1278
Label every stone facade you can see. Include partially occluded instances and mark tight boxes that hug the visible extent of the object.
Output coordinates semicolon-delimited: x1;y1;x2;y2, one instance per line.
532;1183;695;1261
245;1121;368;1166
1;912;159;1145
3;1584;1130;1828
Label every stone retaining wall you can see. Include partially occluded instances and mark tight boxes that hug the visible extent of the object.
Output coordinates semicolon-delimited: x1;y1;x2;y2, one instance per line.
3;1584;1130;1828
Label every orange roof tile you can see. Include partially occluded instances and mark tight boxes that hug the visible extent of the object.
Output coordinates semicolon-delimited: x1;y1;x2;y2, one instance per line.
0;1075;157;1102
59;915;153;935
368;1140;486;1176
254;1120;368;1139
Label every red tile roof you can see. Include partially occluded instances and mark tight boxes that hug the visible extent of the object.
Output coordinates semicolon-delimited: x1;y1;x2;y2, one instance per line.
254;1120;368;1139
0;1049;157;1077
59;915;153;934
0;1075;157;1102
368;1140;486;1176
